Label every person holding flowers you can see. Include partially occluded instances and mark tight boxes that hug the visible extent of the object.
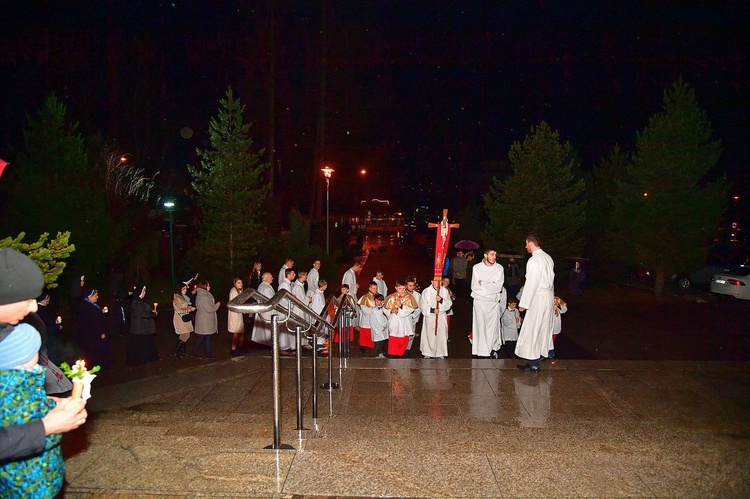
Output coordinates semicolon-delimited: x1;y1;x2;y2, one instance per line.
0;248;88;496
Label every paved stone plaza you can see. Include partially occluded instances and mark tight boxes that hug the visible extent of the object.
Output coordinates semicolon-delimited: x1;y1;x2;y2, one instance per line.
61;355;749;498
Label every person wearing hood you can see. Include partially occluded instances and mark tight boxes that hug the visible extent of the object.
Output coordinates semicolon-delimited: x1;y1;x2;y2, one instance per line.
75;288;112;368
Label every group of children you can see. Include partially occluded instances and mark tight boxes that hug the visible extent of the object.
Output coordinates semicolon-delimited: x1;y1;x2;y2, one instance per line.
484;294;568;362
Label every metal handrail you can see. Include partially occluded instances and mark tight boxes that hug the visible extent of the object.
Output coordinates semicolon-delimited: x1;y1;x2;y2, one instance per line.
227;287;334;336
227;286;339;449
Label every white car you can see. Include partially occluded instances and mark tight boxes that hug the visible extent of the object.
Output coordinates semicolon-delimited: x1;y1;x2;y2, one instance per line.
710;266;750;300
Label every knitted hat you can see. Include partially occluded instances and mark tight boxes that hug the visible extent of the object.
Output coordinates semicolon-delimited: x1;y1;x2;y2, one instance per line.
0;323;41;369
0;248;45;306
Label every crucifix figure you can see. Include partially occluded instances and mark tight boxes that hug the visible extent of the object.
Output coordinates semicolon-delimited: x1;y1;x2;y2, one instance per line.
427;209;459;335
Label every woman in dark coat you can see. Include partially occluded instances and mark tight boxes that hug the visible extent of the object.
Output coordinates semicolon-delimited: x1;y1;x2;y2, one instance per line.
126;285;159;365
76;289;112;368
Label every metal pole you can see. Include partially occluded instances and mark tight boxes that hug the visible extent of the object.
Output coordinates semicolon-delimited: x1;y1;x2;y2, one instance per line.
325;178;330;255
168;210;175;287
312;330;319;429
265;315;293;450
295;325;306;432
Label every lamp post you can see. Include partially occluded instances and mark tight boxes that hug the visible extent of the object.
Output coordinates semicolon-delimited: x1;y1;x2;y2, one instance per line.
163;200;176;287
321;166;334;254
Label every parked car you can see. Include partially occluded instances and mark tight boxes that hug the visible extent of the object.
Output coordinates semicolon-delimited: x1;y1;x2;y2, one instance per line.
672;263;733;289
710;266;750;300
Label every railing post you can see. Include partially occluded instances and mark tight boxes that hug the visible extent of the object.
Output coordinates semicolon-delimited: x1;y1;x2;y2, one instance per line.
264;314;293;450
311;329;319;429
295;325;307;432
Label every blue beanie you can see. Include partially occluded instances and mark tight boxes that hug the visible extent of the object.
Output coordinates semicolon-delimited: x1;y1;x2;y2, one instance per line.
0;323;41;369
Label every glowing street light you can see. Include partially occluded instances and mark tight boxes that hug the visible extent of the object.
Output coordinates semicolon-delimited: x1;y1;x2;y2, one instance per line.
321;166;334;254
163;200;176;286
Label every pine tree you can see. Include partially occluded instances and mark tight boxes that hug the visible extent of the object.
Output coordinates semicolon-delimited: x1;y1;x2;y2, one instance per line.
3;96;109;273
585;145;630;258
608;79;728;297
0;232;75;288
482;122;586;259
189;87;269;276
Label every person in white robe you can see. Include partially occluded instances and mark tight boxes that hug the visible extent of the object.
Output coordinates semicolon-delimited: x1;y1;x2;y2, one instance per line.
341;261;362;299
370;293;389;358
252;273;275;345
277;268;297;352
307;260;321;301
515;233;555;371
357;282;378;351
385;281;418;357
278;258;294;290
291;271;310;347
500;296;521;358
419;279;453;359
471;249;506;357
373;270;388;297
405;277;421;352
310;279;328;348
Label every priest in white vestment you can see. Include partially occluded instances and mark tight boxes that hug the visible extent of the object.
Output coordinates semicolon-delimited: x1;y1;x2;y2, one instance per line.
251;273;275;345
471;249;506;357
515;233;555;371
419;279;453;359
341;261;362;299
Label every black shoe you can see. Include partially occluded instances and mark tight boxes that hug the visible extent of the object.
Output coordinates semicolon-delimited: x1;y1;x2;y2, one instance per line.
517;363;539;372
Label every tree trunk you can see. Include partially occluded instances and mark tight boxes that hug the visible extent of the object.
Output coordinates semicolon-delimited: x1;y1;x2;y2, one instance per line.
654;268;665;298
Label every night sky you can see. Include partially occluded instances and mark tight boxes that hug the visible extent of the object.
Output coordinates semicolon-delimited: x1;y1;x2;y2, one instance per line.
1;1;748;216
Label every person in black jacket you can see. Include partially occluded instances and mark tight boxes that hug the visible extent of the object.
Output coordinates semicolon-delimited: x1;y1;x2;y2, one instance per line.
125;285;159;365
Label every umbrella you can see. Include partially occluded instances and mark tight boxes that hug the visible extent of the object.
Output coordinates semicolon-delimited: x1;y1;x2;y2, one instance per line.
454;240;479;250
564;256;590;263
0;158;8;178
498;252;524;259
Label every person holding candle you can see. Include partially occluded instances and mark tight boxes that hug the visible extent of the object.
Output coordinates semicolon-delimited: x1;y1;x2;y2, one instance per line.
0;248;88;495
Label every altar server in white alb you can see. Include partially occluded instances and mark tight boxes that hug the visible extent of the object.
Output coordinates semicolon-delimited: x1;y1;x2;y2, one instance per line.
251;272;275;345
419;279;453;359
277;268;297;353
470;248;506;357
516;233;555;372
341;261;362;299
307;260;321;301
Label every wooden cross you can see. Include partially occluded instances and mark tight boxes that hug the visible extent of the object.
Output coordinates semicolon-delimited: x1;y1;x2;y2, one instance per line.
427;209;459;334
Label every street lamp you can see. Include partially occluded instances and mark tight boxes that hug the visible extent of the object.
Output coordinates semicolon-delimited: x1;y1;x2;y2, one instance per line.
321;166;334;254
163;200;176;287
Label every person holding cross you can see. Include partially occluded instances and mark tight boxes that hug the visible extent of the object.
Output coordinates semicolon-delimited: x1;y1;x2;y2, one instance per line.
419;278;453;359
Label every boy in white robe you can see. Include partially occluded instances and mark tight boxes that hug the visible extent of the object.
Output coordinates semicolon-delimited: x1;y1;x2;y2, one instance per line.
500;297;521;358
370;294;389;358
385;281;418;357
357;282;378;353
471;249;506;358
405;276;422;352
419;279;453;359
310;280;328;350
277;268;296;353
307;260;321;301
373;270;388;297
